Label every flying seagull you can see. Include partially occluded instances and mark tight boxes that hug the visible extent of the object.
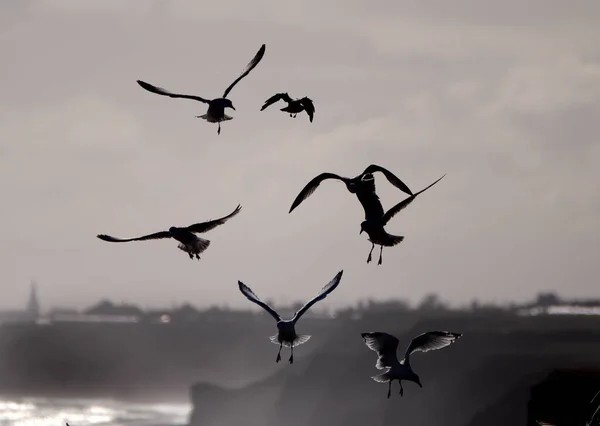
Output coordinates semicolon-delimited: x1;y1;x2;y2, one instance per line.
288;164;414;217
136;44;266;135
361;331;462;399
96;205;241;260
238;270;343;364
360;174;445;265
260;93;315;122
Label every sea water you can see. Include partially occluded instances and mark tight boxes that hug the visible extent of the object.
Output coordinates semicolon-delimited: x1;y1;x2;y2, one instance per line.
0;397;190;426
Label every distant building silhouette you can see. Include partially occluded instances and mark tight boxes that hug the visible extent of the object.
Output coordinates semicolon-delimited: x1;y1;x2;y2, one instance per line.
0;280;41;324
85;299;144;317
26;281;40;318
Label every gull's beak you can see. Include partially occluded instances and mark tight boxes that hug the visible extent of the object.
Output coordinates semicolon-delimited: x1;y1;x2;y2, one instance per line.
231;105;236;111
360;229;364;235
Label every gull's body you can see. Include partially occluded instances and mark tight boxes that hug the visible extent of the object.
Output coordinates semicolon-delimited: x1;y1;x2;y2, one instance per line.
362;331;462;398
360;174;446;265
238;270;343;364
96;205;241;260
288;164;414;217
137;44;266;135
260;93;315;122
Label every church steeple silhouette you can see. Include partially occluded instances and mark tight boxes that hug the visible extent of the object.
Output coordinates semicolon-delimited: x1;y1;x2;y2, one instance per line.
26;280;40;319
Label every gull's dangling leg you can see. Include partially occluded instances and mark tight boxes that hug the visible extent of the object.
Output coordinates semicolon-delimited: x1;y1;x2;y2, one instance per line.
289;113;293;117
387;381;392;399
367;243;375;263
378;246;383;265
289;345;294;364
196;253;200;260
188;252;194;260
276;343;282;363
217;122;221;135
399;381;404;396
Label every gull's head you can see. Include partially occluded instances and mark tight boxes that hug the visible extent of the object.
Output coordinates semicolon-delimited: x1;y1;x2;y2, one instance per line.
359;221;367;235
413;374;422;388
223;98;235;110
346;181;358;193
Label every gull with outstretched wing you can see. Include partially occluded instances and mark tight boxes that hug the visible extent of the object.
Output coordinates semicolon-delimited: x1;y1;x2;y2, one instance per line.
260;92;315;122
360;174;446;265
288;164;414;219
361;330;462;398
238;270;343;364
96;205;241;260
137;44;266;135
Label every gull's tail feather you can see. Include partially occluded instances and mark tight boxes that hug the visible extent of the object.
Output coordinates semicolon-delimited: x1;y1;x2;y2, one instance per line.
177;238;210;256
195;114;234;123
268;334;311;347
292;334;311;347
371;370;393;383
380;232;405;247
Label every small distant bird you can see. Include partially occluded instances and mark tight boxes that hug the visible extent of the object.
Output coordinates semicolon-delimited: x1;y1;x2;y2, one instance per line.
260;93;315;122
361;331;462;399
360;174;445;265
137;44;266;135
238;270;343;364
288;164;414;217
96;205;241;260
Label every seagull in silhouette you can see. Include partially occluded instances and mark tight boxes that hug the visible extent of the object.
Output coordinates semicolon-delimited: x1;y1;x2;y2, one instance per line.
136;44;266;135
361;331;462;399
238;270;343;364
288;164;414;218
260;93;315;122
360;174;445;265
96;205;241;260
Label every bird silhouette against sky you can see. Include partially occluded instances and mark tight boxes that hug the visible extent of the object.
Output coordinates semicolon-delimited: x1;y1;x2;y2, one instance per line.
136;44;266;135
260;93;315;122
288;164;413;217
361;330;462;398
360;174;445;265
96;205;241;260
238;270;343;364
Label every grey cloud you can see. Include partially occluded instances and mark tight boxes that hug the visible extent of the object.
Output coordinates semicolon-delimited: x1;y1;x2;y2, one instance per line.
0;0;599;311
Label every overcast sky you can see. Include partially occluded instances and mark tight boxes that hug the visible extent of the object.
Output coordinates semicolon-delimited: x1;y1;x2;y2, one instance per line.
1;0;599;312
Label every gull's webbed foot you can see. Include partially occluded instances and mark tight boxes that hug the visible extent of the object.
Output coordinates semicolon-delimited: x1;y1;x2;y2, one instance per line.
276;353;281;363
289;354;294;364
